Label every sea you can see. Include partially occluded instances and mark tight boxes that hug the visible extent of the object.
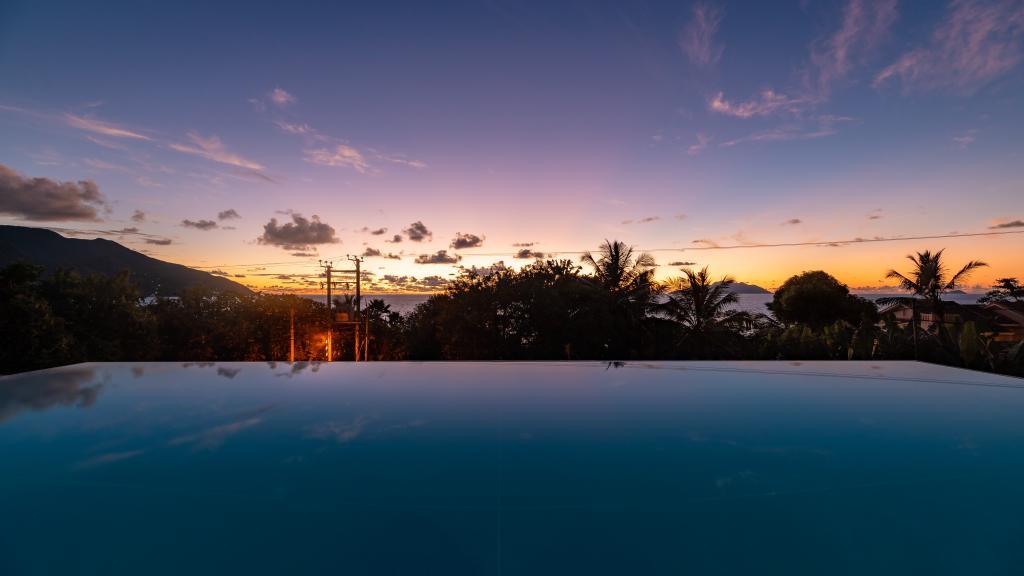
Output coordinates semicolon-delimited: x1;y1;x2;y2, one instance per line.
303;292;984;317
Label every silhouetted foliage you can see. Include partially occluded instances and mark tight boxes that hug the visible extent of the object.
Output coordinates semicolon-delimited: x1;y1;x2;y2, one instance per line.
1;243;1021;377
769;270;878;328
979;278;1023;304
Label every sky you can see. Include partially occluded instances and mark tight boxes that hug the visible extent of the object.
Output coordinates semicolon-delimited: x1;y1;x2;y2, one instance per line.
1;0;1022;293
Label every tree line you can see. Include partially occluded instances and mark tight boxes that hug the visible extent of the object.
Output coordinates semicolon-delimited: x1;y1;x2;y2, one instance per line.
2;241;1022;376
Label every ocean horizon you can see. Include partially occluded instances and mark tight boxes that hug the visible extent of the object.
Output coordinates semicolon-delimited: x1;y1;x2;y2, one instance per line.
301;292;985;316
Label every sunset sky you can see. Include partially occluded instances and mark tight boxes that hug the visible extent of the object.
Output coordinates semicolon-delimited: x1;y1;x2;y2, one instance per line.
1;0;1022;293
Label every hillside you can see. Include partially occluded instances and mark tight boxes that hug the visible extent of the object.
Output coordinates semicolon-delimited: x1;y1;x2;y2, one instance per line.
716;281;771;294
0;225;251;297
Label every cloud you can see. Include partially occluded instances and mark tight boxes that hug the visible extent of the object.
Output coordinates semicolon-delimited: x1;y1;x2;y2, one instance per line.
145;238;172;245
809;0;899;96
64;113;151;140
170;131;264;171
257;213;339;250
512;242;536;247
387;234;403;243
708;89;808;118
403;221;432;242
669;261;697;266
692;238;721;248
218;208;240;220
679;2;724;67
687;133;712;156
990;219;1024;229
274;120;316;135
719;115;852;147
381;274;448;291
303;144;370;173
867;209;884;220
380;155;428;169
269;88;296;107
290;251;318;257
363;247;402;259
675;213;688;220
358;226;388;235
782;218;803;225
875;0;1024;93
181;219;218;230
952;129;978;149
450;232;484;249
210;269;230;276
415;250;461;264
0;163;108;221
622;216;659;225
131;209;146;222
514;249;548;259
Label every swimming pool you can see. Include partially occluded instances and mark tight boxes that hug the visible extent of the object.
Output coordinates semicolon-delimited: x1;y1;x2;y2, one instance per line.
2;361;1023;574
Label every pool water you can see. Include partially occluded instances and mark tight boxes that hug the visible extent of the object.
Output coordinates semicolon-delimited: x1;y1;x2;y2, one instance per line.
2;361;1023;574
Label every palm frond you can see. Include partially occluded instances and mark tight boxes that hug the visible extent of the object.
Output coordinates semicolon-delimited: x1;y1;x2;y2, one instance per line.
946;260;988;289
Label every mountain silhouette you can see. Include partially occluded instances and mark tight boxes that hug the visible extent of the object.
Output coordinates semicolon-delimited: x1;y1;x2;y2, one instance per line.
0;225;251;296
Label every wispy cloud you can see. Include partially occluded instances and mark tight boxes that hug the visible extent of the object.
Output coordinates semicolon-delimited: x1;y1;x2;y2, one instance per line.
380;154;427;169
808;0;898;96
64;113;152;140
269;87;296;107
692;238;721;248
990;218;1024;229
875;0;1024;93
720;115;852;147
953;129;978;149
304;144;370;173
169;131;265;171
687;133;712;156
622;216;660;225
708;89;808;118
274;120;317;135
679;2;724;67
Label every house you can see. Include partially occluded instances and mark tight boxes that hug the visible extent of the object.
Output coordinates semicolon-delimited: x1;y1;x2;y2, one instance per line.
881;300;1024;342
882;301;991;332
982;302;1024;342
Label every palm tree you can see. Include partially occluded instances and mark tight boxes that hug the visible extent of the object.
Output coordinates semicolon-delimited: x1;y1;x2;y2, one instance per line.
880;249;987;356
580;239;657;297
580;240;660;357
659;267;747;357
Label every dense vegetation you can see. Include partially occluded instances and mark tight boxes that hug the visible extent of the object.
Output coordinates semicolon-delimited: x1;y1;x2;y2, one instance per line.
2;241;1022;376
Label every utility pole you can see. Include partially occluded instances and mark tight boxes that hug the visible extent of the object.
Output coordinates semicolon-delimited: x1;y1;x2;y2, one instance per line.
347;256;363;317
347;256;364;362
320;260;334;361
289;306;295;363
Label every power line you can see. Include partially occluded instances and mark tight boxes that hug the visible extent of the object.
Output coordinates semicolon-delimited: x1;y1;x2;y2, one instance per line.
189;228;1024;269
448;229;1024;258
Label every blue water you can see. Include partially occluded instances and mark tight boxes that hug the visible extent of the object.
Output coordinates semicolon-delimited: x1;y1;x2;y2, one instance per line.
2;361;1023;574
